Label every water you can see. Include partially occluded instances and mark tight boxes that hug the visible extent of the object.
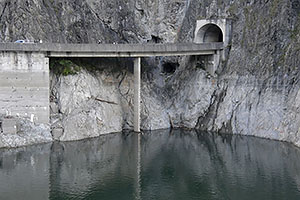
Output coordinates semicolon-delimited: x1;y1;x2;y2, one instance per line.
0;129;300;200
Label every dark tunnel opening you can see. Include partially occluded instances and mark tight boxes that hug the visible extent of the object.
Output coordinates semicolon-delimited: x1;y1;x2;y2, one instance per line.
162;62;179;74
196;24;223;43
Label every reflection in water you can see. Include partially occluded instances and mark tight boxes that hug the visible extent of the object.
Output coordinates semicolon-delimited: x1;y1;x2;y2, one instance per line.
0;129;300;200
0;144;51;200
136;133;142;200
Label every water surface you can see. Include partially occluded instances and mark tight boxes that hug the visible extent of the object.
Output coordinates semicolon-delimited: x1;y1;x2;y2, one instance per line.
0;129;300;200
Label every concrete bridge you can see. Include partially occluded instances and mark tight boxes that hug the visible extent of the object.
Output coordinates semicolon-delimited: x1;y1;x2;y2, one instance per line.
0;42;223;57
0;42;224;132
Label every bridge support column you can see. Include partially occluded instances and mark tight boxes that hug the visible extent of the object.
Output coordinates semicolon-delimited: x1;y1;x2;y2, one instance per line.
134;57;141;132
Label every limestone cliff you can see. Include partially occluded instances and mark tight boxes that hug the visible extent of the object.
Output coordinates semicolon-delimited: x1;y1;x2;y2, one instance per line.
0;0;300;146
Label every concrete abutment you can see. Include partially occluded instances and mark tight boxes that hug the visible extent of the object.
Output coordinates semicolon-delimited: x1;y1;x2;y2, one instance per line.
194;19;231;76
0;52;49;125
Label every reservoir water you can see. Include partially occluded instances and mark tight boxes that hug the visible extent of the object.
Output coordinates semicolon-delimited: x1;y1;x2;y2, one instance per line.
0;129;300;200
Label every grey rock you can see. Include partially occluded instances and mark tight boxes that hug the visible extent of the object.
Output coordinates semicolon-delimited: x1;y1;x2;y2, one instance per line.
0;117;52;149
51;128;63;140
51;68;124;141
50;102;59;114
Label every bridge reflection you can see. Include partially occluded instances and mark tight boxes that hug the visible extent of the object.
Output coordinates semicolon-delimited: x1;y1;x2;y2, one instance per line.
1;130;300;199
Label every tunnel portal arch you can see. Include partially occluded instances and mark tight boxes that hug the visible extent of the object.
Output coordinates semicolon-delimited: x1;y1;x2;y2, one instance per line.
196;23;223;43
193;19;231;76
194;19;230;45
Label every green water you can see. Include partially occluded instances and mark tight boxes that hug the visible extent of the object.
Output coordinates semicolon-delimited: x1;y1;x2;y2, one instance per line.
0;129;300;200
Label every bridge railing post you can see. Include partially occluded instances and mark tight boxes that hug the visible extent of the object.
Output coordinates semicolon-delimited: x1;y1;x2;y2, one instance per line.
134;57;141;132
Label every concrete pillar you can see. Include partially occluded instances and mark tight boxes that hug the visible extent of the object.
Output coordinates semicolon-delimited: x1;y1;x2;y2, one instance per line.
134;57;141;132
207;50;221;76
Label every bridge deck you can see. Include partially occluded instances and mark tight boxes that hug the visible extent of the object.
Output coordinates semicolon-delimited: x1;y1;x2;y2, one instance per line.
0;42;223;57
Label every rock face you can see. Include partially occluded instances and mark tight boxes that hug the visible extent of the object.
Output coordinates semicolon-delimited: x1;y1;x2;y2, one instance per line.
0;0;188;44
50;63;125;141
49;58;172;141
1;0;300;146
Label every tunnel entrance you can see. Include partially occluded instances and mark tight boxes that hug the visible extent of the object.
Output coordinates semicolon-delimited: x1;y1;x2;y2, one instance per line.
193;19;230;76
162;62;178;74
196;24;223;43
193;19;230;45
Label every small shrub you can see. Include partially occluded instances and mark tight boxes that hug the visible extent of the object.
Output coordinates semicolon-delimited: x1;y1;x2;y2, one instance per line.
50;59;81;76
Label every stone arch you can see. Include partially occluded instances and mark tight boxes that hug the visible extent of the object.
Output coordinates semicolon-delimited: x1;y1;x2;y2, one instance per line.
195;23;223;43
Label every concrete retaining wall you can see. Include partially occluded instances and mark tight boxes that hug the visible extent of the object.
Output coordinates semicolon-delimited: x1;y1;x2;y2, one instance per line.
0;52;49;124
